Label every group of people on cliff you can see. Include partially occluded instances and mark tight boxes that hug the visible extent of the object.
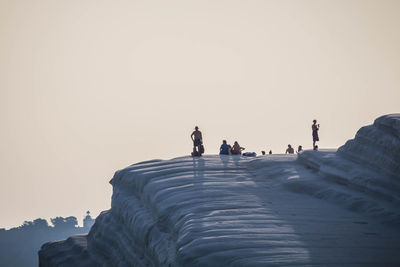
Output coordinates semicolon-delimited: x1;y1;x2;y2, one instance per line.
191;127;248;156
190;119;320;157
219;140;246;155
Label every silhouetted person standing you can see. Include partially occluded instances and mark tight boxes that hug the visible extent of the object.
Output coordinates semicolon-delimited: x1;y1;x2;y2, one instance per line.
269;150;272;155
191;126;203;156
286;144;294;154
312;119;320;149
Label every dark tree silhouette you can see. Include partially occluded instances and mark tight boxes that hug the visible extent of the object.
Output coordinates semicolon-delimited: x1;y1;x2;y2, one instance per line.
33;218;49;229
51;216;78;229
0;213;95;267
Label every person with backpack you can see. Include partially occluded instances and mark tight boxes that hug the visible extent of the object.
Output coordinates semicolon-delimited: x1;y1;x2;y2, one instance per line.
191;126;204;156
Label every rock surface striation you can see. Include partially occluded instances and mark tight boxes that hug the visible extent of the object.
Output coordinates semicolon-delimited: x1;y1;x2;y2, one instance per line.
39;114;400;266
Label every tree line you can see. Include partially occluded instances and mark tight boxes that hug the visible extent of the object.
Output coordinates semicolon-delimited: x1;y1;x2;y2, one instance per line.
0;213;95;267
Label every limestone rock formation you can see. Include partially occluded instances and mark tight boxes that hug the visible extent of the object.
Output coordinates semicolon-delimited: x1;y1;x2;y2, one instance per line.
39;114;400;266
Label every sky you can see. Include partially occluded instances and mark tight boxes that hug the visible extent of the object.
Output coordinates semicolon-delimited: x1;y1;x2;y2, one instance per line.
0;0;399;229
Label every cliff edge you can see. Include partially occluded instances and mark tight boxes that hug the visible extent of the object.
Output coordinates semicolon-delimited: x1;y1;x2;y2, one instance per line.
39;114;400;266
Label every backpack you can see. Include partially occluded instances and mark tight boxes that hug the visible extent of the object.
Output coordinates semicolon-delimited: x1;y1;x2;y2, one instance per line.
199;145;205;154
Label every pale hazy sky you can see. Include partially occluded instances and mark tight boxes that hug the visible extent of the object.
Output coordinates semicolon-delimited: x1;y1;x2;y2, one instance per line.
1;0;399;228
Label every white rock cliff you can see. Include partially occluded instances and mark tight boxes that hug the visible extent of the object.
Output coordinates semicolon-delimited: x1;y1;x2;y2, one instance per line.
39;114;400;266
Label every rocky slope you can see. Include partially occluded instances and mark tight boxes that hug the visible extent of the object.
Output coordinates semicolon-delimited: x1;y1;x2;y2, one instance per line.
39;114;400;266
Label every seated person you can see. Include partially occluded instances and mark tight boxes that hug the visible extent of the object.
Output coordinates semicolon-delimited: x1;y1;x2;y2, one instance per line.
297;145;303;153
286;144;294;154
219;140;231;155
231;141;245;155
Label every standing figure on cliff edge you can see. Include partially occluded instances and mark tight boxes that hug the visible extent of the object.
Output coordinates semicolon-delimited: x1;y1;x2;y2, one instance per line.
312;119;320;150
191;126;204;156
